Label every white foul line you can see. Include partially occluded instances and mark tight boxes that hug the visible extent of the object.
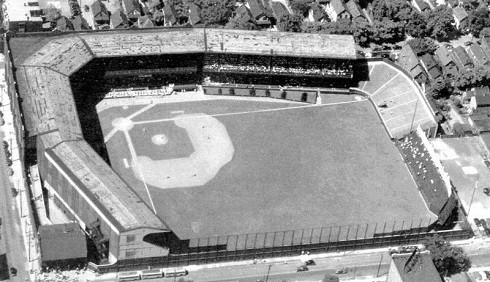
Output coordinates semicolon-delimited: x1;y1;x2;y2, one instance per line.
123;130;157;213
104;103;157;143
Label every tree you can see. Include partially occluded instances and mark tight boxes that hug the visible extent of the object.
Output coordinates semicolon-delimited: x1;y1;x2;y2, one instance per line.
371;0;414;22
424;234;472;277
405;12;428;38
186;0;231;25
407;38;437;56
225;17;258;30
68;0;82;16
351;17;373;47
460;7;490;37
301;20;352;35
480;27;490;38
277;14;303;32
290;0;311;18
428;76;453;98
427;6;457;41
44;5;62;22
371;18;405;44
168;0;188;24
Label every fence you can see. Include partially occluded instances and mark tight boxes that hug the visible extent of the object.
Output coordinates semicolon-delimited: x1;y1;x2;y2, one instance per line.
94;221;472;274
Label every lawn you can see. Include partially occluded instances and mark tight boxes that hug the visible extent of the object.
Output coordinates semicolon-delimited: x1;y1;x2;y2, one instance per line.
98;97;435;239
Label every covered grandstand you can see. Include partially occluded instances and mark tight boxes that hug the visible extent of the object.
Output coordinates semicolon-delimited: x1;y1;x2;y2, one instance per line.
8;28;468;271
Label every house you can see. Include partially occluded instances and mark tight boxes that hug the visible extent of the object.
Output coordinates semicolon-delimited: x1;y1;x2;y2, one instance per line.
146;0;163;11
137;15;154;28
162;4;177;26
247;0;273;25
412;0;431;12
345;0;362;20
233;4;256;25
309;2;328;22
475;86;490;107
451;46;474;70
467;44;490;66
188;3;202;25
153;9;165;26
110;9;129;29
71;15;90;30
91;0;110;25
3;0;44;32
326;0;351;22
386;251;441;282
38;223;87;269
122;0;141;21
435;46;459;77
452;6;468;29
272;2;290;21
56;16;73;31
397;44;428;84
481;36;490;51
447;0;460;7
419;54;443;80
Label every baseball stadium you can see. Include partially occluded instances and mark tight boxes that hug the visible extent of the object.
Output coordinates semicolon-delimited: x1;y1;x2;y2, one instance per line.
6;28;469;271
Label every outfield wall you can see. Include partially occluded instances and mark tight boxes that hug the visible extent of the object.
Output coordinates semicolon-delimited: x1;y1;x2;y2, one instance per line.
203;84;318;103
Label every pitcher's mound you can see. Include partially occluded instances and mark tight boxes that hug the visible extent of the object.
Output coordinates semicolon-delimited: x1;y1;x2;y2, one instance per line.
152;134;168;145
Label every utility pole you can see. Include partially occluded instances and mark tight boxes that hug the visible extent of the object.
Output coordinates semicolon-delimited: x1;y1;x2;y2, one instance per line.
264;264;272;282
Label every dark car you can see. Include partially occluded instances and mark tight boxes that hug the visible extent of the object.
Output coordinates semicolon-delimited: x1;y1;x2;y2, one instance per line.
482;219;488;229
297;265;309;272
335;267;349;274
305;260;316;266
10;267;17;276
464;41;474;46
484;188;490;196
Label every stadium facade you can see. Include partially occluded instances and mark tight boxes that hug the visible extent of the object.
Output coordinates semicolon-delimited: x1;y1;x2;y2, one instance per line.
8;28;468;270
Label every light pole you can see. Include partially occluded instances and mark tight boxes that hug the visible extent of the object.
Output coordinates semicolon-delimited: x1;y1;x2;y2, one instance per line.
467;180;479;217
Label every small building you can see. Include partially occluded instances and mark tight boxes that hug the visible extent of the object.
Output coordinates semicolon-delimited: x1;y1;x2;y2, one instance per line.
162;4;177;26
272;2;290;21
419;54;443;80
453;6;468;29
475;86;490;108
412;0;431;12
3;0;43;33
345;0;362;20
188;3;202;25
110;9;129;29
397;44;428;84
309;3;328;22
467;44;490;66
71;15;90;30
56;16;74;31
137;15;155;28
153;9;165;26
451;46;474;70
247;0;273;25
39;223;87;270
146;0;163;11
326;0;351;22
434;46;459;77
386;250;441;282
122;0;141;22
481;36;490;52
91;0;110;26
234;4;256;25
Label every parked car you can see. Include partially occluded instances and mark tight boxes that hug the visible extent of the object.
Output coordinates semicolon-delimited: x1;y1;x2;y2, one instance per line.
297;265;309;272
474;218;482;226
335;267;348;274
484;188;490;196
10;267;17;276
484;270;490;279
305;260;315;266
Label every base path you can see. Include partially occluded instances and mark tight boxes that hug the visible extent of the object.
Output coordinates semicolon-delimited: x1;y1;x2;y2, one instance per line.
131;113;235;189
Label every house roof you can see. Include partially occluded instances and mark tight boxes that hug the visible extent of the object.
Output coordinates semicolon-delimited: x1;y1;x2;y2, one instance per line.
345;0;361;18
272;2;289;19
163;4;176;24
475;86;490;106
389;251;441;282
420;53;438;69
248;0;266;19
452;46;473;68
453;6;468;22
435;46;454;67
122;0;138;15
235;5;255;24
410;65;426;79
138;15;154;28
447;0;459;7
468;44;490;65
71;15;89;30
91;0;108;18
56;16;73;31
398;44;420;72
188;3;201;25
331;0;347;15
39;223;87;262
110;9;128;29
311;3;326;21
414;0;430;11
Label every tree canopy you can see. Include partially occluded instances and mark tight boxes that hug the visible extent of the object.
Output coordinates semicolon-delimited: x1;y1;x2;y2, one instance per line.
460;7;490;37
371;0;414;22
405;12;428;38
290;0;311;18
44;5;62;22
424;235;472;277
277;14;303;32
426;6;457;41
371;18;405;44
407;38;437;56
428;77;453;99
225;17;258;30
187;0;235;25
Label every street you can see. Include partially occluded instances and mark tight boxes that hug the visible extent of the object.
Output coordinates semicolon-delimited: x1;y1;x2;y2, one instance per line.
0;131;29;281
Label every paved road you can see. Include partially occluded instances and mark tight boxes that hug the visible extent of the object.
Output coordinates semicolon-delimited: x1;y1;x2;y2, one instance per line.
0;131;29;281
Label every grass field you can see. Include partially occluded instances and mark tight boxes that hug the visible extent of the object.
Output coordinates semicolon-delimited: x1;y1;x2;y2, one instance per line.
98;96;435;239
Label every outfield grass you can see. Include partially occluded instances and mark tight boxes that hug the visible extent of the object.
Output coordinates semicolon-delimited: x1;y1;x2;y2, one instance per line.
99;97;435;239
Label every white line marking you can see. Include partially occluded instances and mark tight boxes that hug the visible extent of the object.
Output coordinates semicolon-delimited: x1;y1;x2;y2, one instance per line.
133;100;361;125
370;73;400;97
123;158;129;168
380;99;418;112
104;103;157;143
372;89;412;102
123;130;157;213
389;117;433;131
104;128;118;143
171;110;184;114
384;109;422;122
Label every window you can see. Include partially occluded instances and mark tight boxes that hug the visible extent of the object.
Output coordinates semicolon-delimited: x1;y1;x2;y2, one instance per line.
126;235;135;243
125;249;135;258
28;2;40;6
30;10;42;17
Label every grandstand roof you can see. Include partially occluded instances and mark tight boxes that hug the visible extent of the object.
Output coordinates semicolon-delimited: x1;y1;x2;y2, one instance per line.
389;251;440;282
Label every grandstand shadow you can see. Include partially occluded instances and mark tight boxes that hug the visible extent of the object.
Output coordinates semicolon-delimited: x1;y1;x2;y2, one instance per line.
353;58;370;83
